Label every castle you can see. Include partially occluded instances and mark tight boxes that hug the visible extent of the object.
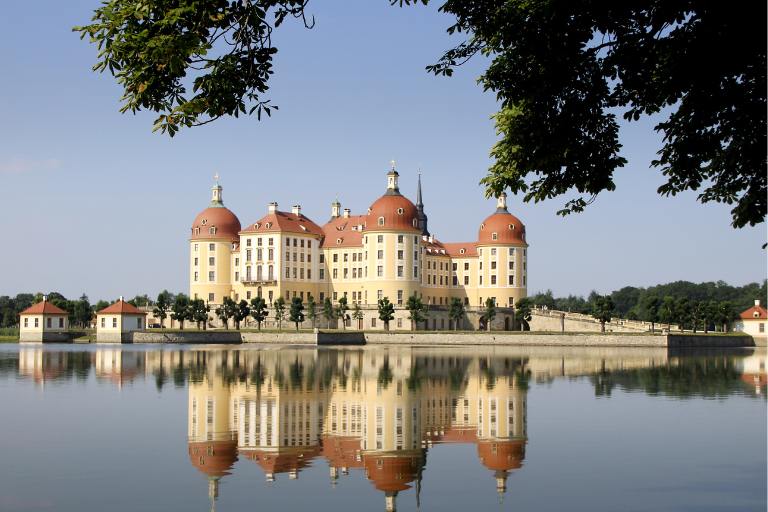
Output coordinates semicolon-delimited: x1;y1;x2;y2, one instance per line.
189;165;528;330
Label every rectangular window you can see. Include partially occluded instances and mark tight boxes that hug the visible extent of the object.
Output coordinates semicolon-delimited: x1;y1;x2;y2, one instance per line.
479;276;483;285
377;250;384;259
377;266;383;277
34;318;39;328
508;275;514;285
46;317;51;328
208;293;215;302
333;253;338;263
464;262;469;271
397;235;404;243
194;257;199;266
377;290;383;300
257;237;263;246
509;247;515;256
371;317;377;327
247;239;252;247
286;268;290;278
333;268;338;279
307;269;312;279
208;271;215;281
453;276;458;286
491;248;497;256
300;268;305;279
319;292;325;302
112;318;117;328
397;250;404;260
319;269;325;279
268;248;274;260
100;317;105;328
464;276;470;285
760;323;765;333
491;261;497;270
413;267;418;278
300;239;305;248
235;258;239;266
293;238;298;247
209;243;215;251
194;271;199;282
343;268;349;278
508;261;514;270
268;238;274;246
286;252;291;261
377;235;384;243
397;266;403;277
397;318;402;328
333;292;338;301
208;257;215;266
257;249;263;261
343;253;349;262
414;250;418;260
397;290;403;305
247;291;252;300
194;244;198;252
491;275;497;285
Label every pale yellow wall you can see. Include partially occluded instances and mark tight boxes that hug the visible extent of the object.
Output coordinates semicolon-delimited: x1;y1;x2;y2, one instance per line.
735;318;767;337
190;239;234;304
20;314;67;333
96;313;145;334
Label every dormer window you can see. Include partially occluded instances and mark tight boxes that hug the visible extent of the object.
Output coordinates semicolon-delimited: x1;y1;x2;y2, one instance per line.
201;219;208;225
209;227;217;235
194;227;201;235
412;218;418;228
459;248;465;255
336;238;343;245
481;223;485;229
265;222;271;229
254;222;260;229
300;225;307;231
492;232;498;241
378;216;385;226
509;224;515;230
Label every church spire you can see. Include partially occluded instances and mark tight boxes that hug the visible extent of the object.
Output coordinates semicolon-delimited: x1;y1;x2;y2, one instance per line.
415;172;429;236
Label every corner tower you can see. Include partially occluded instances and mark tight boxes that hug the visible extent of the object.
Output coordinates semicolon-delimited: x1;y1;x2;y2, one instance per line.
190;175;241;306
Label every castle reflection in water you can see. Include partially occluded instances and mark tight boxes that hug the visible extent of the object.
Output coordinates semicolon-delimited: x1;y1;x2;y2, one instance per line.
9;345;766;511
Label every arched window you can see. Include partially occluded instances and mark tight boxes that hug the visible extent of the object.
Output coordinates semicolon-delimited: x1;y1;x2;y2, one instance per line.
378;216;385;226
201;219;208;225
209;227;217;235
397;207;404;215
412;218;418;228
508;224;515;230
268;265;274;280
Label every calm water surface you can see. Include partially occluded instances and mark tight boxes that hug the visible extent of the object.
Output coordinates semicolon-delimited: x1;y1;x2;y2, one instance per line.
0;344;765;512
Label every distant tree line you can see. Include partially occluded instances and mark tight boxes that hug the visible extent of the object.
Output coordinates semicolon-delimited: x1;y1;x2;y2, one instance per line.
528;280;766;332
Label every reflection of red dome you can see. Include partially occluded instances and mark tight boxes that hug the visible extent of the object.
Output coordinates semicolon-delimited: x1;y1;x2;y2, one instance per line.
191;207;241;241
363;452;423;492
366;195;420;233
477;439;526;472
242;446;321;475
188;440;238;477
321;435;364;469
478;211;526;245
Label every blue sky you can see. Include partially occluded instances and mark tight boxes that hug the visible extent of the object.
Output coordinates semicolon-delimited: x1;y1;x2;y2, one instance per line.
0;1;764;302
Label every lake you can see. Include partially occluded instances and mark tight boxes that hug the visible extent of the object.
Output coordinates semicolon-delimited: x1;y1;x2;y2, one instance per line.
0;344;765;512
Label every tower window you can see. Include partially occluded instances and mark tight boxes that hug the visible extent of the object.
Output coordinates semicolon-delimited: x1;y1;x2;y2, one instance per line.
509;224;515;230
492;232;498;240
378;216;385;226
397;208;404;215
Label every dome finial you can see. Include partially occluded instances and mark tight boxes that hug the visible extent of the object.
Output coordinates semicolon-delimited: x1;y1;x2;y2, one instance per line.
496;192;508;212
386;161;400;194
210;174;224;207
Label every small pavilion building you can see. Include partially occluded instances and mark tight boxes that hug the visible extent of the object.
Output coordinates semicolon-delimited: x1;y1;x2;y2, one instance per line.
19;296;70;342
735;300;767;343
96;297;147;343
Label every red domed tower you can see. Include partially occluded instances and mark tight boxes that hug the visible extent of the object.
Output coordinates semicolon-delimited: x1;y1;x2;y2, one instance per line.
189;175;241;306
362;164;423;308
476;193;528;310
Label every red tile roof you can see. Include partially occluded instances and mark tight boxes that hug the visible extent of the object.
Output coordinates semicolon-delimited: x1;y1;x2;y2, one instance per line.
740;305;767;320
321;215;366;248
442;242;479;258
20;301;67;315
98;299;146;315
241;211;324;237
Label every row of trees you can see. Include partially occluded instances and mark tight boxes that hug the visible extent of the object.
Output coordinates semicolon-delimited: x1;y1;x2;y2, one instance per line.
528;280;766;332
529;280;764;318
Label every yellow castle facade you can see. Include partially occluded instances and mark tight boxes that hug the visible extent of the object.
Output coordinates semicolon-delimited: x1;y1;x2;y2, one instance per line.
188;166;529;330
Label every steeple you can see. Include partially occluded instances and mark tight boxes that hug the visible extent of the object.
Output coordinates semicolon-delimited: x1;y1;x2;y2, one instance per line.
415;172;429;236
210;173;224;207
385;160;400;195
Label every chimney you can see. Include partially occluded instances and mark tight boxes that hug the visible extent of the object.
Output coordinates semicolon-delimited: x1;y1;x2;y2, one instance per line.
268;202;278;214
119;295;124;302
755;299;761;307
42;295;48;302
343;208;351;218
292;204;301;216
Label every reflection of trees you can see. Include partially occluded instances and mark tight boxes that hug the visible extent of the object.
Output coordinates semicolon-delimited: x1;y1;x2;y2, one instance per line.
377;357;393;389
589;358;750;399
289;358;304;390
